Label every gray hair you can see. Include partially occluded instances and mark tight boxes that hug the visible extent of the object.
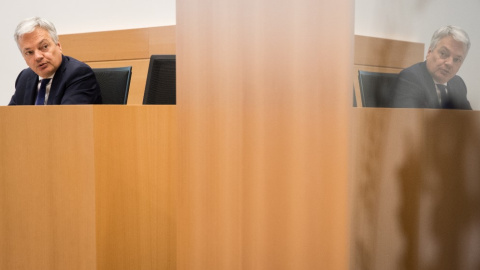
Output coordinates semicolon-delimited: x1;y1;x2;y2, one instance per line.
429;25;471;54
14;17;59;49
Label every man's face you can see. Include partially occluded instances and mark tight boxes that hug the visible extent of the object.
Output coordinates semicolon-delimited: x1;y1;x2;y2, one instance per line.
18;27;62;78
426;35;467;84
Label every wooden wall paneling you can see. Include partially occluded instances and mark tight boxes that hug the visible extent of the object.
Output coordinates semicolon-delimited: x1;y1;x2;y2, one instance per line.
59;25;176;62
60;28;151;62
177;0;353;269
149;26;176;55
93;105;177;270
0;106;97;270
354;35;424;68
86;59;150;104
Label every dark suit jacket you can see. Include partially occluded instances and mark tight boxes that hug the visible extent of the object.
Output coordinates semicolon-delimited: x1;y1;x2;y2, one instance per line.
9;55;102;105
393;61;471;110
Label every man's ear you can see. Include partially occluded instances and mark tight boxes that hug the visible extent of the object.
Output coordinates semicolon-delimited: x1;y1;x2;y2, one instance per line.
426;48;432;60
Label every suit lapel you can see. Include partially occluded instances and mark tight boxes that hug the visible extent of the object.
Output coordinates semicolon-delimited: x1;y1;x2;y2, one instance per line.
426;78;441;108
25;76;39;105
47;55;66;105
420;62;441;108
48;75;59;105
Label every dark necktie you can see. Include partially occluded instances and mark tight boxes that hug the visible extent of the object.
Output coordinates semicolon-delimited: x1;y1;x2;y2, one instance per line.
35;78;51;105
436;84;449;108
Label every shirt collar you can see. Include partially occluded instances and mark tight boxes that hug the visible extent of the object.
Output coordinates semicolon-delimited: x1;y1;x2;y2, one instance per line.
39;72;56;81
433;79;447;86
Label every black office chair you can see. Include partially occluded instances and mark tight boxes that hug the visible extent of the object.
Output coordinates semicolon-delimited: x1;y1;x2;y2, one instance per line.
358;70;398;108
143;55;176;104
93;66;132;104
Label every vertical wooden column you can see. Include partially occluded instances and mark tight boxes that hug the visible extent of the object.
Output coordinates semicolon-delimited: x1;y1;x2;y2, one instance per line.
177;0;354;269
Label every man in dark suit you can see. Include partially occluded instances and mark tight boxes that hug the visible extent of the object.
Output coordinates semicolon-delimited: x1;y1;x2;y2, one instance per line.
9;17;102;105
393;26;471;110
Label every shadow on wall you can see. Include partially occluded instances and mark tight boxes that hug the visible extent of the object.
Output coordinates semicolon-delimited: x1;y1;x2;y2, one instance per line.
398;110;480;270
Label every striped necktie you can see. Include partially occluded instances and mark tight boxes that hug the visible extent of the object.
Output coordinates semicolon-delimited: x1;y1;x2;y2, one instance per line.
436;84;449;108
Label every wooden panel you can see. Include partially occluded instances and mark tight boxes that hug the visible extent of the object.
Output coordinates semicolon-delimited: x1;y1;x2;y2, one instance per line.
0;106;97;270
351;108;480;270
177;0;352;269
0;106;177;270
60;28;150;62
422;110;480;270
87;59;150;105
149;26;176;55
350;108;426;270
93;106;177;270
354;35;424;68
60;26;175;62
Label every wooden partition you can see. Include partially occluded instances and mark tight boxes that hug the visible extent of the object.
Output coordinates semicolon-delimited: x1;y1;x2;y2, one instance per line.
0;106;97;269
0;106;177;270
176;0;353;269
60;26;176;104
351;108;480;270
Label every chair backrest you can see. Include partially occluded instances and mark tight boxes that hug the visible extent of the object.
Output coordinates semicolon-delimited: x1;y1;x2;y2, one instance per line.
143;55;176;105
353;86;357;107
358;70;398;108
93;66;132;104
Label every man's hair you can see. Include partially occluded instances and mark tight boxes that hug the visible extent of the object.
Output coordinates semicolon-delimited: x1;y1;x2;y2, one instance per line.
429;25;470;54
14;17;59;49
